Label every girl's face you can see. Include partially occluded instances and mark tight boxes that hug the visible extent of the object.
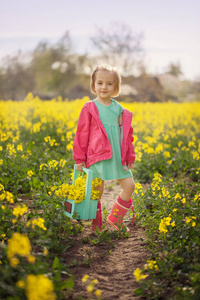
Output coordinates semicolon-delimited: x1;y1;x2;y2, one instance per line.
94;71;116;102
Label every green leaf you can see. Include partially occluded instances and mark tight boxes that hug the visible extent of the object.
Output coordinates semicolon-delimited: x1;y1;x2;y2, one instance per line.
134;287;144;296
61;276;75;290
53;256;60;270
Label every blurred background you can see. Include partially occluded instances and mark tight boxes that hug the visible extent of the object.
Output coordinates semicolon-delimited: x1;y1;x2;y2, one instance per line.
0;0;199;102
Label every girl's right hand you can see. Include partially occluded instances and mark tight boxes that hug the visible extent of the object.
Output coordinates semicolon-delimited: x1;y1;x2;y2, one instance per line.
76;162;86;171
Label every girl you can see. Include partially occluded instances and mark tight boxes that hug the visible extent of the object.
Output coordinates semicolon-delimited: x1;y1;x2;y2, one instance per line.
73;65;135;232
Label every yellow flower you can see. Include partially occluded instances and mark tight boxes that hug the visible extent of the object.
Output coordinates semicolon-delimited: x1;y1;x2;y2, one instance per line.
95;289;102;297
92;279;98;284
6;143;16;156
27;218;47;231
16;280;25;289
1;191;14;203
171;221;175;227
82;275;89;282
39;163;48;170
134;268;148;282
178;141;183;147
66;141;73;151
134;182;143;194
17;144;23;151
164;151;170;158
174;193;181;201
56;175;100;203
13;204;28;218
0;183;4;191
43;248;48;256
48;160;58;169
185;217;191;224
86;284;94;293
192;151;200;160
194;194;199;202
10;257;20;268
44;136;50;143
153;173;162;181
32;122;41;134
7;233;31;261
25;274;56;300
1;233;6;243
192;222;196;227
182;198;186;204
27;170;34;178
159;221;168;233
155;143;163;154
165;217;172;226
0;193;5;201
145;260;159;270
162;187;170;198
28;255;36;264
59;159;66;168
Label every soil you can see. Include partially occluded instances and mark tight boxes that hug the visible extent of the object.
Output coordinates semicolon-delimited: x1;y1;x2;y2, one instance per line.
63;180;149;300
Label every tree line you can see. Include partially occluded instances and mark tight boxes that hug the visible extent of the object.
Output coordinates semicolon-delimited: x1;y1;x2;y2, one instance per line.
0;23;199;101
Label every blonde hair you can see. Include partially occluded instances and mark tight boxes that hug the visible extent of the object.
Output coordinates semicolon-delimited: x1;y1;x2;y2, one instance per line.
90;65;121;97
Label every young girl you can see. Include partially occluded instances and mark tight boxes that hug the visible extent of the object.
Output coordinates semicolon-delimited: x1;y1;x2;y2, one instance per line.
73;65;135;232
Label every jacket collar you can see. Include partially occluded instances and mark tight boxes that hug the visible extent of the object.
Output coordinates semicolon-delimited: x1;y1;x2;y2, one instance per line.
85;101;108;137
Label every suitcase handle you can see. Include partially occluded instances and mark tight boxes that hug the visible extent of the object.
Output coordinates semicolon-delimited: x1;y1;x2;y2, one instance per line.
73;164;94;220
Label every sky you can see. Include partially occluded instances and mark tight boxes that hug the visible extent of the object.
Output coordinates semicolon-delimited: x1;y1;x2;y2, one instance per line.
0;0;200;80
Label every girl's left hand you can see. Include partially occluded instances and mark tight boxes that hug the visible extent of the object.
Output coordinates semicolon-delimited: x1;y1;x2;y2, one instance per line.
128;163;134;169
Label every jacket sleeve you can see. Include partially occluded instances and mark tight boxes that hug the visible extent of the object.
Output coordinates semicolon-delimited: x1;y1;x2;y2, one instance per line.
73;104;91;164
126;125;136;164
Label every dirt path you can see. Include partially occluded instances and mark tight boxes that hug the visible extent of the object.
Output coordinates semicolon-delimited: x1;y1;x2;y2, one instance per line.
64;181;148;300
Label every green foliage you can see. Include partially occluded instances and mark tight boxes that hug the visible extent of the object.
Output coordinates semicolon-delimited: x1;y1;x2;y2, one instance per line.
133;174;200;299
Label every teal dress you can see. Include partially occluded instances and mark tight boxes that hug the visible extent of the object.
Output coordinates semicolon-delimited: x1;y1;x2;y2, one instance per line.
89;99;132;180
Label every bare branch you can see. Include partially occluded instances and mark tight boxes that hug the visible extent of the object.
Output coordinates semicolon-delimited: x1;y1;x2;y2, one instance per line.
91;22;144;75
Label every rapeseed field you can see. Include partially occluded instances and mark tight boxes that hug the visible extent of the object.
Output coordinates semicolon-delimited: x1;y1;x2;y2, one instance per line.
0;94;199;299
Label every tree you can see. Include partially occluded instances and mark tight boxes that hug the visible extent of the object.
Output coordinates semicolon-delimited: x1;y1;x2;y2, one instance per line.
166;62;183;78
0;52;35;100
91;22;144;76
0;31;90;100
31;31;86;98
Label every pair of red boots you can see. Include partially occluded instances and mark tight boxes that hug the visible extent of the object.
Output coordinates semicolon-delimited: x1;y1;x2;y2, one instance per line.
92;195;135;232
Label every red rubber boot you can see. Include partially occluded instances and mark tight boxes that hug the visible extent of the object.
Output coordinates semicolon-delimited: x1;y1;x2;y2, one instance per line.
92;202;102;232
107;195;133;232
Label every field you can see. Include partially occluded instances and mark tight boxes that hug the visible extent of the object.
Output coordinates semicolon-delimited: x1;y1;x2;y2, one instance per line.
0;94;200;299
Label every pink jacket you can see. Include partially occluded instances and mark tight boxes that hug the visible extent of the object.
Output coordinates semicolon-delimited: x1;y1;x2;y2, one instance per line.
73;100;135;168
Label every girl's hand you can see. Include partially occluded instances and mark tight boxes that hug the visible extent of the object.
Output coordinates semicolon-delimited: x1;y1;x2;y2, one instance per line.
128;163;134;169
76;162;86;171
